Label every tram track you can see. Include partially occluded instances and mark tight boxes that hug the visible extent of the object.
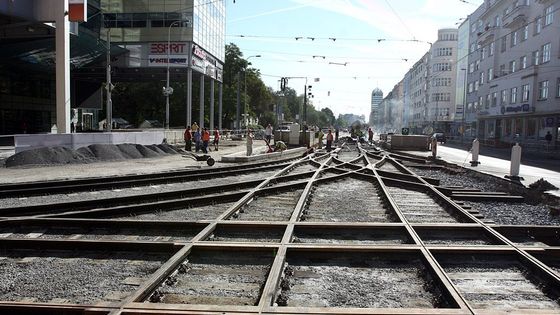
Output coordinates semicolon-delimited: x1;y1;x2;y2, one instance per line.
1;144;560;314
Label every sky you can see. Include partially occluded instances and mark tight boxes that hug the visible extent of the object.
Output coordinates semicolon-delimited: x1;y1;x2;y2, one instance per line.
225;0;483;118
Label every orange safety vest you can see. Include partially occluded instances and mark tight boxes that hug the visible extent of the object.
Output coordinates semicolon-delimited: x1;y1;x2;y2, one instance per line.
202;131;210;141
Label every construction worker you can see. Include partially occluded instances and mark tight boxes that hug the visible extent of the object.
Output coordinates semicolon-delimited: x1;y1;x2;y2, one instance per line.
184;126;192;151
193;128;201;152
213;129;220;151
368;127;373;144
247;128;254;156
326;129;334;151
317;129;324;149
201;127;210;153
265;124;273;145
191;121;199;133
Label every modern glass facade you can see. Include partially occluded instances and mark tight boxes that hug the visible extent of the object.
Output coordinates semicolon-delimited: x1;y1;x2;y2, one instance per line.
101;0;225;62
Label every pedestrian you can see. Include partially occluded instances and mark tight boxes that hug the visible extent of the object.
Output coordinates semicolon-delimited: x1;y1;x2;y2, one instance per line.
193;128;201;152
201;127;210;153
335;128;339;142
70;121;75;133
191;121;199;133
317;129;324;149
265;124;273;145
326;129;334;151
213;129;220;151
545;131;553;151
368;127;373;144
246;128;254;156
184;126;192;151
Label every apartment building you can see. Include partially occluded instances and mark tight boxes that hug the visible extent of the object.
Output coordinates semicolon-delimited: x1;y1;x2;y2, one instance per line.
369;88;383;128
466;0;560;146
426;29;459;134
406;53;430;134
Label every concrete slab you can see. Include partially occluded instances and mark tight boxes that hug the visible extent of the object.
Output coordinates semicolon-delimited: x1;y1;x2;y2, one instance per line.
221;146;307;163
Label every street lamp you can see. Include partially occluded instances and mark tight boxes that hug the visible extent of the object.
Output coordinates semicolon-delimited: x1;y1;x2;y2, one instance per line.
164;20;190;130
243;55;261;128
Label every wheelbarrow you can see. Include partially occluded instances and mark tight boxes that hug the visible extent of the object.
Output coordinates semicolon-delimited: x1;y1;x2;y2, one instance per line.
182;152;215;166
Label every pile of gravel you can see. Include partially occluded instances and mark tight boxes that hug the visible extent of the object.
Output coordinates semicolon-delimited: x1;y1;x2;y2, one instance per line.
5;143;179;168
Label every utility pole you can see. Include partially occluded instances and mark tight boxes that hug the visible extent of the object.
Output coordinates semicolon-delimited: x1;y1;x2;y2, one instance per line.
236;71;241;130
105;28;113;132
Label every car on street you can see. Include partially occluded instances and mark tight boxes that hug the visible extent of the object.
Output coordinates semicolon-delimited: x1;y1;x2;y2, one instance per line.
432;132;447;144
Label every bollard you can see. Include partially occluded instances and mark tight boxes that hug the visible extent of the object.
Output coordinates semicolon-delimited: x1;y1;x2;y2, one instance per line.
470;138;480;166
431;138;437;159
506;143;524;181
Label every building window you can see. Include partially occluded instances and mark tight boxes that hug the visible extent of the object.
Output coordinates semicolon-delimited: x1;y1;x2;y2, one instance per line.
485;94;491;109
480;72;485;85
500;64;506;76
522;84;530;102
481;46;486;59
522;25;529;40
535;17;542;34
468;82;474;93
433;63;451;72
542;43;551;63
511;31;518;47
509;60;517;73
557;78;560;97
475;60;480;71
479;96;483;108
532;50;540;66
475;80;480;91
469;62;475;73
492;92;498;107
538;80;549;99
511;87;518;103
545;5;554;26
501;37;507;52
488;68;493;81
501;90;507;104
520;56;527;69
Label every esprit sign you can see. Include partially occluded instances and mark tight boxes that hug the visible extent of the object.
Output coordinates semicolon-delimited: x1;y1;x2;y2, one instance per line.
150;43;187;55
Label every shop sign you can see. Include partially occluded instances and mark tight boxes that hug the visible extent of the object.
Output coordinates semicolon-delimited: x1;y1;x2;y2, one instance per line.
191;56;205;72
69;0;87;22
192;45;207;60
150;43;187;55
148;55;187;67
545;117;555;127
500;104;530;114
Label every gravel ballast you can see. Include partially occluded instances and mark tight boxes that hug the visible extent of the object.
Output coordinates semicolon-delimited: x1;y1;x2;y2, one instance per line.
0;250;168;304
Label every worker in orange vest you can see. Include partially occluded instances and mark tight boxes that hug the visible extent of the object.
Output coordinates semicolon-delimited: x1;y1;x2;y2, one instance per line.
201;127;210;154
184;126;192;151
213;129;220;151
326;129;334;152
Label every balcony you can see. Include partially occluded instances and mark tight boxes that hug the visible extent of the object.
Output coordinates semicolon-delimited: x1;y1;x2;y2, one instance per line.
477;26;498;45
503;5;529;29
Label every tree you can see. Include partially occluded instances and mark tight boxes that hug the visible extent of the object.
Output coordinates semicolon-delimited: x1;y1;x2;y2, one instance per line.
321;107;336;126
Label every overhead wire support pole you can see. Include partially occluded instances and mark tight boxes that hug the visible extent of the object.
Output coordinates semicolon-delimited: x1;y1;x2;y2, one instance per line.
106;28;112;132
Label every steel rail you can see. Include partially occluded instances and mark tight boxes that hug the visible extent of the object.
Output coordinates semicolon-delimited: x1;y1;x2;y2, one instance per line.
0;157;298;198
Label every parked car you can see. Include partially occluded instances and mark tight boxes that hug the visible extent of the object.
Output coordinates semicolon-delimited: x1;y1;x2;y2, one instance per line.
432;132;447;144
